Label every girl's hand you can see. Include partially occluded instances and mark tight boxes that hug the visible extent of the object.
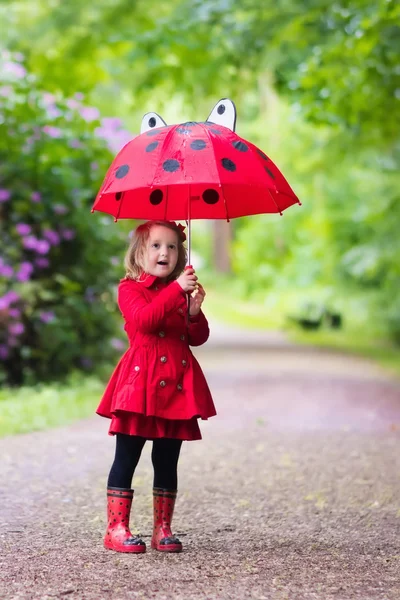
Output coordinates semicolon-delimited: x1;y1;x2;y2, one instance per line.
189;283;206;316
177;267;198;293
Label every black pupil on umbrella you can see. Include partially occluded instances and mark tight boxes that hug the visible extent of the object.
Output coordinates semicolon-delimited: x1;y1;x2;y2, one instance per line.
149;117;156;128
265;166;275;179
150;189;163;205
146;141;159;152
202;189;219;204
217;104;226;115
115;192;122;201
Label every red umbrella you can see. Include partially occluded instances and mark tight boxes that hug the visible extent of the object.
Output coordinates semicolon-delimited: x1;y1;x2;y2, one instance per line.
92;99;301;258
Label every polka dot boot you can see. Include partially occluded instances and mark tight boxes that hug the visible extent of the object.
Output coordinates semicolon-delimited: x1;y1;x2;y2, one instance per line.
151;488;182;553
104;487;146;553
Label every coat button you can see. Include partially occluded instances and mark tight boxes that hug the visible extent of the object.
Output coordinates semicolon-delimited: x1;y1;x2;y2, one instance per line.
182;359;187;367
134;366;140;371
180;334;185;341
155;286;158;290
177;384;183;391
159;331;165;338
160;380;166;388
178;308;183;314
160;356;167;363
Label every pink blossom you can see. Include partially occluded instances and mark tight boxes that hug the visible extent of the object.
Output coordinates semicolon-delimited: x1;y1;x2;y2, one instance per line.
43;125;62;138
16;262;34;282
46;105;63;119
0;264;13;278
4;291;20;304
0;345;9;360
61;228;75;241
16;223;32;236
36;239;50;255
22;235;39;250
110;338;126;351
9;322;24;336
42;93;56;106
43;229;60;245
80;106;100;122
39;311;55;323
68;139;83;149
35;257;49;269
74;93;84;101
31;191;41;202
3;61;27;79
9;308;21;318
91;162;99;170
14;52;25;62
66;99;80;110
0;189;11;202
0;85;12;97
53;204;68;215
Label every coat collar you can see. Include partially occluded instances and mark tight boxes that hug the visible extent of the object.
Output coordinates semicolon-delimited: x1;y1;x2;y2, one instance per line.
137;272;164;288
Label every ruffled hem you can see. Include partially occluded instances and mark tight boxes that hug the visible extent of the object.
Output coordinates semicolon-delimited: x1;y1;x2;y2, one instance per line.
108;412;202;441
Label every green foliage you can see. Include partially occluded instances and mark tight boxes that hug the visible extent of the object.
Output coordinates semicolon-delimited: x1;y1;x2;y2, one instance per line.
0;52;128;385
0;373;104;437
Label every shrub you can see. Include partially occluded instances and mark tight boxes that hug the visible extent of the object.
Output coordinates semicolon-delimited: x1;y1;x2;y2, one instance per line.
0;51;130;385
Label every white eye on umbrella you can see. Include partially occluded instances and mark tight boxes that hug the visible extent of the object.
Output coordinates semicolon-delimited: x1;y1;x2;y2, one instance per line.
206;98;237;132
140;112;168;134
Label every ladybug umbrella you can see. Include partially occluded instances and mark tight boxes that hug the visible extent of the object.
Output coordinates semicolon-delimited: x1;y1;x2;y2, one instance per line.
92;98;301;262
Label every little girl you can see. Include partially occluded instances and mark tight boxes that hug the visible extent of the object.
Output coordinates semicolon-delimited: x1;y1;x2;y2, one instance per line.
96;220;216;553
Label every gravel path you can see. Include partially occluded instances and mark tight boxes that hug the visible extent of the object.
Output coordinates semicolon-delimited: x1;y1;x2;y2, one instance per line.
1;339;399;600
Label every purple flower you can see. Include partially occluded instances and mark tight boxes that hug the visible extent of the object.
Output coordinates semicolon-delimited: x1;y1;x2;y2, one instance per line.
43;125;62;138
42;93;56;106
46;105;63;119
0;85;12;97
102;117;123;129
53;204;68;215
39;311;55;323
9;322;25;336
80;106;100;122
9;308;21;318
43;229;60;245
36;239;50;255
0;264;13;278
16;223;32;236
110;338;126;351
16;262;34;282
61;228;75;241
35;257;49;269
0;344;9;360
22;235;39;250
91;162;99;170
3;291;20;305
0;189;11;203
66;99;80;110
3;61;27;79
74;93;84;101
69;139;83;149
80;357;93;369
31;191;41;203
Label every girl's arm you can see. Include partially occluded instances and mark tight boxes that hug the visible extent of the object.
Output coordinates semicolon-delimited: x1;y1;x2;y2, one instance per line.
187;310;210;346
118;279;186;332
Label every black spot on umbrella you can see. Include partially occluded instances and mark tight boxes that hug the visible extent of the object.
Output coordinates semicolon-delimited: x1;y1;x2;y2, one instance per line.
265;166;275;179
257;149;269;161
190;140;207;150
147;129;159;136
146;141;159;152
181;121;197;126
148;117;156;128
202;189;219;204
210;128;222;135
115;165;129;179
115;192;122;201
176;127;192;135
150;189;163;205
232;140;248;152
163;159;180;173
217;104;226;115
221;158;236;172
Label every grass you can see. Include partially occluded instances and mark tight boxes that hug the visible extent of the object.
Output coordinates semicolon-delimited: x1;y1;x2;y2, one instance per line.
0;373;104;438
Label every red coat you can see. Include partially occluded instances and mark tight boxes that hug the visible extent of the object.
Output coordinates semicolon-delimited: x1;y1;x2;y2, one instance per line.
96;275;216;422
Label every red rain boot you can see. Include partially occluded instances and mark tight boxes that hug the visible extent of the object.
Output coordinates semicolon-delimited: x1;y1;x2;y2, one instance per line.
104;487;146;553
151;488;182;552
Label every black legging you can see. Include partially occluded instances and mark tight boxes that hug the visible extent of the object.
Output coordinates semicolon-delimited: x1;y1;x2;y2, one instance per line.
107;434;182;490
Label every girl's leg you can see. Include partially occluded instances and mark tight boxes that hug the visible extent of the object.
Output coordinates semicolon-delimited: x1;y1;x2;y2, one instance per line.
151;438;182;489
107;433;146;488
104;434;147;553
151;438;183;552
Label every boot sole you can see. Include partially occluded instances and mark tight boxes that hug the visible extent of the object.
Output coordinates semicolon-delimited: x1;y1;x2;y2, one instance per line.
104;541;146;553
151;542;182;552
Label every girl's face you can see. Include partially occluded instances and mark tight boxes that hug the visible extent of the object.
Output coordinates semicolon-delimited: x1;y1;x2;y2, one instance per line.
143;225;179;281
